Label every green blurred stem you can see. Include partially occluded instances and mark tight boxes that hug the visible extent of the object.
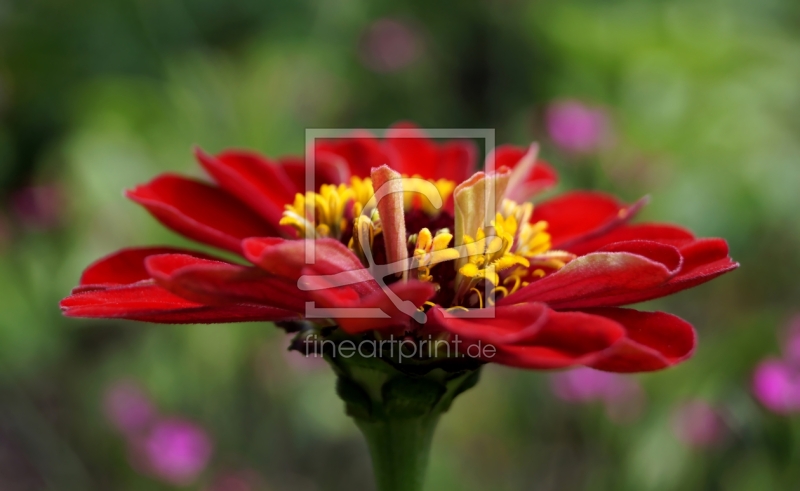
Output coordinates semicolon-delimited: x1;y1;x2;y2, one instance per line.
356;415;440;491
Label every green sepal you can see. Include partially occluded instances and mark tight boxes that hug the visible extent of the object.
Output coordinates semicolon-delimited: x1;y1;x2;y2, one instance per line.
382;376;447;419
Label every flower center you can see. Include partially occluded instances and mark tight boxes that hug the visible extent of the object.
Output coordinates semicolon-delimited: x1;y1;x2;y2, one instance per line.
450;199;574;309
279;176;574;310
280;176;456;241
280;177;375;240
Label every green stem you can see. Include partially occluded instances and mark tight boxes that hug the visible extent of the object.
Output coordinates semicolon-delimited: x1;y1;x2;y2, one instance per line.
355;414;440;491
318;332;483;491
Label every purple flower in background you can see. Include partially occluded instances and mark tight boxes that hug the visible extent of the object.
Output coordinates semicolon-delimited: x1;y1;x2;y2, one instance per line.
671;400;727;448
359;18;422;73
751;315;800;414
138;418;213;486
10;184;65;231
752;358;800;414
103;380;213;485
103;380;156;436
550;367;645;423
545;99;611;154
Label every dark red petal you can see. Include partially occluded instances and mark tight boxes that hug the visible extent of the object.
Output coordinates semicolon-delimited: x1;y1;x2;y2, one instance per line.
77;246;220;291
491;145;528;170
435;140;479;183
126;174;276;254
585;308;696;372
485;310;626;369
427;303;550;345
195;149;296;231
296;268;362;307
314;280;436;334
501;249;678;310
532;191;646;249
383;122;480;182
145;253;308;312
242;237;379;297
315;130;386;178
596;240;683;272
383;122;438;178
566;223;696;256
61;283;296;324
279;154;351;190
489;145;558;199
592;238;738;306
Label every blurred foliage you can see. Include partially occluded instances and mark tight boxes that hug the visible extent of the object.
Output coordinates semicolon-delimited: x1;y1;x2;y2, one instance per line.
1;0;799;490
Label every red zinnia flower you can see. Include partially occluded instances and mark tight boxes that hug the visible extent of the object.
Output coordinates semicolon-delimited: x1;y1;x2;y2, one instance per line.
61;122;737;373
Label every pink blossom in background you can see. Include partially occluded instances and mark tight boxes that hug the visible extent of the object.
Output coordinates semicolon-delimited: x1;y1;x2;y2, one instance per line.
137;418;213;486
545;99;611;154
671;400;727;448
752;358;800;414
103;380;214;485
103;381;156;436
10;184;65;230
550;367;645;423
750;315;800;414
359;19;421;73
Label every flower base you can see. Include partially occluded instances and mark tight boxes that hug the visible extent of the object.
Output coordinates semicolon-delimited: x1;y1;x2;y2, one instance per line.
318;332;482;491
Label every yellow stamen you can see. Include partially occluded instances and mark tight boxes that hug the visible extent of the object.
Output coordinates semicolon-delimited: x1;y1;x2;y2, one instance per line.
457;219;530;286
281;179;370;239
412;227;459;282
469;287;484;309
403;176;456;215
501;198;577;272
487;286;509;306
349;215;380;266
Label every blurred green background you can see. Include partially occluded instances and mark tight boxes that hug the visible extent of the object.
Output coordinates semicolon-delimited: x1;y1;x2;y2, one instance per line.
1;0;799;489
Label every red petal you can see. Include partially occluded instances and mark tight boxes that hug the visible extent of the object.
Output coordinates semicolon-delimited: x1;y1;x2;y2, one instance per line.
383;122;481;182
195;149;297;231
315;130;386;178
593;238;738;306
127;174;276;253
489;144;558;200
313;280;436;334
565;223;696;256
61;283;296;324
532;191;646;249
586;308;696;372
383;122;439;178
427;303;549;345
145;253;308;312
431;307;626;369
242;237;379;297
435;140;479;183
502;247;680;310
596;240;683;272
77;246;219;291
278;154;350;190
